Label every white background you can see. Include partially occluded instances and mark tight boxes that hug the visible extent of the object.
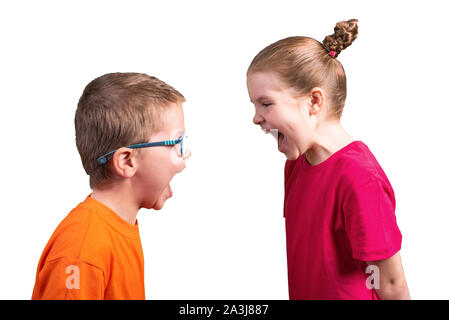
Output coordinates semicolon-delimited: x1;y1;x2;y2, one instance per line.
1;0;448;299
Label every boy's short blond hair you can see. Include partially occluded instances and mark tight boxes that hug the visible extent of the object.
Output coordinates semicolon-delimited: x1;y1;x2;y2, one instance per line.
75;72;185;189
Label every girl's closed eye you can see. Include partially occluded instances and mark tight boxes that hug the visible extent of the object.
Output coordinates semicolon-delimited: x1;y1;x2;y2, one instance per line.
262;102;272;107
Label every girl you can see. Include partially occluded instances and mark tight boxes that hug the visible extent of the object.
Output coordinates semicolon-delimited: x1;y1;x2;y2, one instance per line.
246;19;410;300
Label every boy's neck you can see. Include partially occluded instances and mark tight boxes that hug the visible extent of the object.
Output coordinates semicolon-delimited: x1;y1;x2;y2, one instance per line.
90;184;139;225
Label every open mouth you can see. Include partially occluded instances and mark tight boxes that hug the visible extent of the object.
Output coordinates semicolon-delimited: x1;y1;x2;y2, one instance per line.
168;183;173;197
277;132;285;150
262;128;285;152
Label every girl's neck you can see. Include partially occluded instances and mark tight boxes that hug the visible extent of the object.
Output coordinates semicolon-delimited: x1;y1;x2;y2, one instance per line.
305;121;355;166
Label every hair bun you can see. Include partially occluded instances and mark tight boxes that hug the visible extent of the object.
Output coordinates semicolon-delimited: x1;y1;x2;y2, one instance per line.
323;19;358;58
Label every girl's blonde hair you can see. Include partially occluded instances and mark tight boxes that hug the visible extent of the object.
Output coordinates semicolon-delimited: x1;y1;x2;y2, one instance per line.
247;19;359;120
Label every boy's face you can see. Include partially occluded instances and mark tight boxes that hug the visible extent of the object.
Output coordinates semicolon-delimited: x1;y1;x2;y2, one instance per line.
134;103;189;210
247;71;317;160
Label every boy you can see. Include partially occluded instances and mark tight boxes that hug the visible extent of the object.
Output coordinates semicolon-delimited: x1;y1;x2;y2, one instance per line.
32;72;190;299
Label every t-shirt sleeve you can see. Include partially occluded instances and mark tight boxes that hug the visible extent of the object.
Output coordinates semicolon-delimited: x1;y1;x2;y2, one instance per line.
32;257;105;300
342;178;402;261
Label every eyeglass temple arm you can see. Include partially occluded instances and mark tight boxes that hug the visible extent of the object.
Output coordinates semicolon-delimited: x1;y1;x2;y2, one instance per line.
97;136;184;165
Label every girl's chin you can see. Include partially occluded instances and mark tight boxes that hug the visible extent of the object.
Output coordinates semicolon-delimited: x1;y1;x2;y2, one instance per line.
283;148;301;161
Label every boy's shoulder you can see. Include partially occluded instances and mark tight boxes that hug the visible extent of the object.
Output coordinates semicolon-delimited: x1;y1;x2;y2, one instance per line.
43;196;118;272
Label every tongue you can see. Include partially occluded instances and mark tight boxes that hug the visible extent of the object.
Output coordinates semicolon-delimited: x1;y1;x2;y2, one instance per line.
278;133;284;147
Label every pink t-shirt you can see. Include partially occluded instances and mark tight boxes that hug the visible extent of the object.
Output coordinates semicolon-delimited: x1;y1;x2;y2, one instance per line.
284;140;402;300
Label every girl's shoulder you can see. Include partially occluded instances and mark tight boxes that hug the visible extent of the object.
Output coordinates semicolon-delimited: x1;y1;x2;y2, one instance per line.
337;140;393;191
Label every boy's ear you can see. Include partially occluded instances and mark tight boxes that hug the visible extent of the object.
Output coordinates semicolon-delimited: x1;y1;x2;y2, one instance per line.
111;147;137;178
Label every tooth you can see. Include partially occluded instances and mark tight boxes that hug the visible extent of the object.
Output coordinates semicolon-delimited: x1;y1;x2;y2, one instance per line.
270;129;279;141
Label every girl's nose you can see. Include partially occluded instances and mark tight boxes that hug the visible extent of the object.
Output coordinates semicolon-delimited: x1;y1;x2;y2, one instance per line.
253;112;264;125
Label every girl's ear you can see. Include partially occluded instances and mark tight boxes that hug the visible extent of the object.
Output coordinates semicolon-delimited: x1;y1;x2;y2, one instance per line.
309;87;325;115
310;87;325;104
111;147;137;178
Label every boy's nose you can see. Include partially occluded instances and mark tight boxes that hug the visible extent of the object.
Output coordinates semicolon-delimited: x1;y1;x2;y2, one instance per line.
183;149;191;160
177;149;191;172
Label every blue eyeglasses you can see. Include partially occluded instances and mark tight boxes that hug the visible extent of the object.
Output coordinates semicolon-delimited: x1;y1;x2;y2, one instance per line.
97;135;186;165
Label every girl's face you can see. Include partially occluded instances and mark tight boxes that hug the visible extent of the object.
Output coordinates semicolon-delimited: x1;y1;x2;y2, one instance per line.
247;71;319;160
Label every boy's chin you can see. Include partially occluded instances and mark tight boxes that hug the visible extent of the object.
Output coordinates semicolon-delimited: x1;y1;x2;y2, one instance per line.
152;202;165;210
137;184;172;210
152;188;172;210
140;196;167;210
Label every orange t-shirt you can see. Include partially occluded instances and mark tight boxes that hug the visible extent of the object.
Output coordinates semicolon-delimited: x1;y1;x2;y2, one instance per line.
32;195;145;300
